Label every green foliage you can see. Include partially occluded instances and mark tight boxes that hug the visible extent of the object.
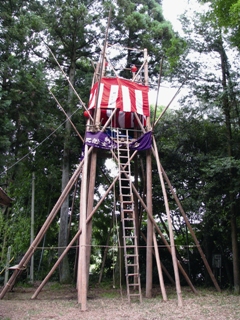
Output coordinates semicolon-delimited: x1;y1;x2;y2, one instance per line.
203;0;240;49
108;0;185;78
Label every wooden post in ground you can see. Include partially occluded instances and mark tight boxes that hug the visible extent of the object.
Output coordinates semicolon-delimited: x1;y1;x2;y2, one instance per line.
31;176;119;300
153;138;183;307
160;165;221;293
85;150;98;290
141;231;175;285
77;144;89;310
0;158;85;300
130;174;198;295
144;47;153;299
146;148;153;298
153;231;167;301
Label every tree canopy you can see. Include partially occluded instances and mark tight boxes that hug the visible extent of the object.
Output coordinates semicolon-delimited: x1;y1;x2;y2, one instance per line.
0;0;240;295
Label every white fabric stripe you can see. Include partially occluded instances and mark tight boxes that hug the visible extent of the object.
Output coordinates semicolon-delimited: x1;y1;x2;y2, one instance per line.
89;91;95;109
135;90;143;115
118;111;125;128
97;83;104;108
108;85;118;109
121;86;131;112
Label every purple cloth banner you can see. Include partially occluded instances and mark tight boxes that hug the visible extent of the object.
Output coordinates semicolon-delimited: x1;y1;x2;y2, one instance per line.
85;131;117;149
129;131;152;150
85;131;152;151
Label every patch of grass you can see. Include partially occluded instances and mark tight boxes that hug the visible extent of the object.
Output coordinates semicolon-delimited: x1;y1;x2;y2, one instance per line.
15;281;34;288
26;309;41;316
100;289;121;298
49;282;63;290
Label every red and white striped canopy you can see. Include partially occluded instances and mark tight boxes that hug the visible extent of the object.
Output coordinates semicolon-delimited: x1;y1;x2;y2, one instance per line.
88;77;150;117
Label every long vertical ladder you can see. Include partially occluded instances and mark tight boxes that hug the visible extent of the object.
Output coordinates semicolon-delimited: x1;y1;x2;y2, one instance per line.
116;129;142;303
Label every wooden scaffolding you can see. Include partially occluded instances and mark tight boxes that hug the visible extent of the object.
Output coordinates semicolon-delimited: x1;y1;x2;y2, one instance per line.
0;45;221;310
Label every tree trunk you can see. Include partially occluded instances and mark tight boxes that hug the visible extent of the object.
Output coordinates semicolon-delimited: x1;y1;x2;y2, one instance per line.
58;136;71;283
219;35;240;293
231;212;240;293
58;58;76;283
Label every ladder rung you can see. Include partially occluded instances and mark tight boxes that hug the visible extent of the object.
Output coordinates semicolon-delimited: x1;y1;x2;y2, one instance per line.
129;283;140;294
129;282;140;286
116;134;142;303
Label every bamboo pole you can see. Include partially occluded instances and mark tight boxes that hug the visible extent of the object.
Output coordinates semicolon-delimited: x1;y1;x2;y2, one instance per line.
145;48;152;301
152;58;163;129
78;144;89;310
130;180;198;294
146;148;153;298
85;150;98;291
45;44;93;122
160;164;221;293
112;148;197;294
153;82;185;127
0;149;92;300
49;90;84;143
31;175;119;300
153;231;167;301
113;146;197;294
153;137;183;307
140;231;175;285
77;12;113;306
133;154;140;287
93;9;111;125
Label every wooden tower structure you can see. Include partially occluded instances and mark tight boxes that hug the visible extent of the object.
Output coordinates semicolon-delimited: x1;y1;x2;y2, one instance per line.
0;44;221;310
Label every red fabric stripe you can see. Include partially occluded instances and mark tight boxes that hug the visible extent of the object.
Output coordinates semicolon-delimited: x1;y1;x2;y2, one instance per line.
88;77;149;117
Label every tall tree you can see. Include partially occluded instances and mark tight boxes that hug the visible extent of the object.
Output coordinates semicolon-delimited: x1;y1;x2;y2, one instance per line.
39;0;102;283
0;0;62;269
200;0;240;49
176;9;240;292
108;0;185;78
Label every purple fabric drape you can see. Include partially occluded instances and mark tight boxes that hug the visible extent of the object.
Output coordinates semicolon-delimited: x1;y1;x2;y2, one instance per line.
85;131;117;149
129;131;152;151
84;131;152;154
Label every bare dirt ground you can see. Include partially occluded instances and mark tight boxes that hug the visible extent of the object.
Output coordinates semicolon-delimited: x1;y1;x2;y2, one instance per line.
0;282;240;320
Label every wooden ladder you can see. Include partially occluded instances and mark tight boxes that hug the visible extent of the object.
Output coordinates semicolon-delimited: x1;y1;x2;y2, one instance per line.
116;129;142;303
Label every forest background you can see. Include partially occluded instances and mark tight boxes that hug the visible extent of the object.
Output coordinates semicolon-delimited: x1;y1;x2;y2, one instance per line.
0;0;240;295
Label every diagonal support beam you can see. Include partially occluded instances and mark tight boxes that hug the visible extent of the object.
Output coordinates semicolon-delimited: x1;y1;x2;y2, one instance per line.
0;148;93;300
31;175;119;299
